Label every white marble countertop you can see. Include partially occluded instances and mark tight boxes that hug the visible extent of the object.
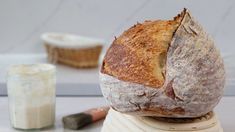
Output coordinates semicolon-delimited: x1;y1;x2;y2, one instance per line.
0;54;101;84
1;54;235;96
0;96;234;132
0;54;102;96
0;96;107;132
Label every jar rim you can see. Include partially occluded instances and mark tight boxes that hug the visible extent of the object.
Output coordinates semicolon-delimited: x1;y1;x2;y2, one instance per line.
8;64;56;75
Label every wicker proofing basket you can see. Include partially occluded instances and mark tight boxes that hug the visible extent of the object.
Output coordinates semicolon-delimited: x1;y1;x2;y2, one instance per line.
44;43;102;68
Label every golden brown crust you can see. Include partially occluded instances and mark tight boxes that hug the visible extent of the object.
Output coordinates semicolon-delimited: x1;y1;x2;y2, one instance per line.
100;9;225;118
101;18;183;88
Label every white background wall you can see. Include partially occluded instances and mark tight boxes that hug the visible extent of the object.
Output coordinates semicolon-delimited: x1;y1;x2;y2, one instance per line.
0;0;234;53
0;0;235;95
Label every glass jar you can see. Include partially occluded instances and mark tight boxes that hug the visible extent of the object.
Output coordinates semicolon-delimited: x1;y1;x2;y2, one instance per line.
7;64;56;130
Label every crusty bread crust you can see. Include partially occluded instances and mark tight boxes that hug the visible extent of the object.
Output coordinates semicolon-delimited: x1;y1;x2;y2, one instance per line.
101;14;184;88
100;9;225;117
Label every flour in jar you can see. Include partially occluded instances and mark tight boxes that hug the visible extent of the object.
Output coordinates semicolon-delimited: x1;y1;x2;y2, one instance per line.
7;64;56;129
9;103;55;129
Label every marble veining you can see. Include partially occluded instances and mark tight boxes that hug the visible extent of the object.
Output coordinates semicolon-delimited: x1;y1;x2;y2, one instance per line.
108;0;151;39
212;0;235;38
0;0;234;54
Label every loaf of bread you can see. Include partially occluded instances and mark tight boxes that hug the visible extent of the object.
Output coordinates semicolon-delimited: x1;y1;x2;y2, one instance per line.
100;9;225;117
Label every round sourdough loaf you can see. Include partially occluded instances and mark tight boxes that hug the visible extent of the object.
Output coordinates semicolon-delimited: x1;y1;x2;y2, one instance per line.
100;9;225;118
